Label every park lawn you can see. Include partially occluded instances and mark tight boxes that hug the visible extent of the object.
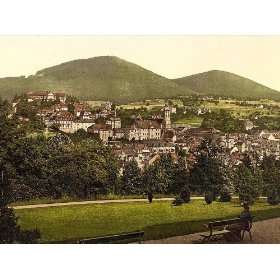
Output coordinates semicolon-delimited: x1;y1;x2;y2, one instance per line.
15;200;280;243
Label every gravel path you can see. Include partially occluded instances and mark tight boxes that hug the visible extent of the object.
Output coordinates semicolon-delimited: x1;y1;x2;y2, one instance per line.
144;217;280;244
12;197;176;209
13;196;266;210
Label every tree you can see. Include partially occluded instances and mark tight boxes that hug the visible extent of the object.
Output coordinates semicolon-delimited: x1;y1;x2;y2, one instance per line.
190;139;227;198
142;161;169;194
219;186;232;202
261;156;280;205
201;110;243;133
0;169;40;244
121;160;142;195
205;191;214;204
233;164;263;204
171;157;190;196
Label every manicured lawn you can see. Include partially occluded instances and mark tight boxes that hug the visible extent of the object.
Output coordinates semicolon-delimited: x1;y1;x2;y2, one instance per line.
15;200;280;243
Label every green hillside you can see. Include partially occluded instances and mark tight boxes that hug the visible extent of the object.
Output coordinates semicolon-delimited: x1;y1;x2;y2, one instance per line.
173;70;280;100
0;56;195;103
1;59;279;102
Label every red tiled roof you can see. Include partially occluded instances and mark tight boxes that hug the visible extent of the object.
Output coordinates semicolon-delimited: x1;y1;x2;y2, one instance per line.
54;112;74;121
132;119;162;129
88;123;112;131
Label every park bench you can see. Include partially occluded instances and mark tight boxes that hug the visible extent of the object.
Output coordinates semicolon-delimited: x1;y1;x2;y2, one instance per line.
200;217;253;243
77;230;144;244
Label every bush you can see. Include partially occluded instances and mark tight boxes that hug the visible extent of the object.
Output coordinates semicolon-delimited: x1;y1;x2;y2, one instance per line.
267;187;279;205
219;188;232;202
17;229;41;244
205;191;214;204
172;197;184;206
180;187;191;203
0;205;41;244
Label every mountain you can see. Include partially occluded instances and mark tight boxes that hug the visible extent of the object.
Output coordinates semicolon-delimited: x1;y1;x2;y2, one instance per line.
173;70;280;100
0;56;195;103
1;58;279;102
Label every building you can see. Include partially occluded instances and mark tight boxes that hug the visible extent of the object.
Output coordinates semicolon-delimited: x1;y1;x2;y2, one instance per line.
164;105;171;129
45;111;95;133
46;111;75;133
73;120;96;132
26;91;66;103
126;119;162;141
87;123;113;142
106;116;122;129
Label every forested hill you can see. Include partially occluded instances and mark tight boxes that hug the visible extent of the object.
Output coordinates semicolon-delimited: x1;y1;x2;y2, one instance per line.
1;57;280;102
0;56;195;103
173;70;280;100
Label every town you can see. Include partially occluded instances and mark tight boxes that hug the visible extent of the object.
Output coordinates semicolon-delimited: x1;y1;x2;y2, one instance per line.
10;90;280;174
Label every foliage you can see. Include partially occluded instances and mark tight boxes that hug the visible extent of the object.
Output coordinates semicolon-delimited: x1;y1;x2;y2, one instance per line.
174;69;280;101
190;139;227;197
180;187;191;203
261;156;280;205
233;164;263;205
204;191;214;204
0;100;119;202
172;196;185;206
121;160;143;195
219;186;232;202
0;166;40;244
267;186;279;205
201;110;243;133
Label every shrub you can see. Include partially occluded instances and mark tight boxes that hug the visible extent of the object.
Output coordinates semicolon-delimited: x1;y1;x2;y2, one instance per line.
219;187;232;202
0;206;41;244
180;187;191;203
267;186;279;205
172;197;184;206
205;191;214;204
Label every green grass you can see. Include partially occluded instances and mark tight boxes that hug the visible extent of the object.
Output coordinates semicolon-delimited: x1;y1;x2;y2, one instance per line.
174;116;203;127
15;200;280;243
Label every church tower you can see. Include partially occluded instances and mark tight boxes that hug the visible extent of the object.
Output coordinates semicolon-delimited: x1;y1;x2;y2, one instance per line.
164;105;171;129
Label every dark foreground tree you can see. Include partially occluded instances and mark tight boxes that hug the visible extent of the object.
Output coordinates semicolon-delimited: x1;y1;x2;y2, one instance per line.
204;191;214;204
0;172;40;244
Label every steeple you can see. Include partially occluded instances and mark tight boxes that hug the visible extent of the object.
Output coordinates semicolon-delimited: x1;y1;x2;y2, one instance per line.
164;104;171;129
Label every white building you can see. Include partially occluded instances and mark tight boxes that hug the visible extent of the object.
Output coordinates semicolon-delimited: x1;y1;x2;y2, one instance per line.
26;91;66;103
126;119;162;141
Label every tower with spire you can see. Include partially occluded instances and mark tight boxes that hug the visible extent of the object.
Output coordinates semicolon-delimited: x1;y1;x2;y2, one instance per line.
164;104;171;129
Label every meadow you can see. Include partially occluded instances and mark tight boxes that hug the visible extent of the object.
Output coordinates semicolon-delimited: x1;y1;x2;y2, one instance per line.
16;199;280;243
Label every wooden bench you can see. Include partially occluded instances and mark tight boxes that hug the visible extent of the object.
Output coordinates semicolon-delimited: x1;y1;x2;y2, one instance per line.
200;217;253;243
77;231;144;244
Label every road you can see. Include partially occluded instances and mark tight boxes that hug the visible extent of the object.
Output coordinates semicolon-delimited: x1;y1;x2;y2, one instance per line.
12;196;267;210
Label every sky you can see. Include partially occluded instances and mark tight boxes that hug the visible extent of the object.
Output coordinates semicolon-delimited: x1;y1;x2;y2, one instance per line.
1;36;280;90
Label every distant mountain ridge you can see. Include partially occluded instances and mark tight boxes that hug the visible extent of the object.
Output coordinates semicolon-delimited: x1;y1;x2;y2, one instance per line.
0;56;279;102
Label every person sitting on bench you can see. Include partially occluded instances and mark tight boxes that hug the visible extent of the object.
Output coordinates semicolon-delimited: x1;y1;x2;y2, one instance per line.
240;202;252;220
227;202;253;241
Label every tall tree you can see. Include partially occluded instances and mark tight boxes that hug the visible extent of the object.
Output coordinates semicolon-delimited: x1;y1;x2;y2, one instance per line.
190;139;227;198
121;160;142;194
233;164;263;204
